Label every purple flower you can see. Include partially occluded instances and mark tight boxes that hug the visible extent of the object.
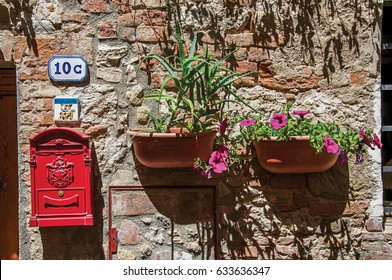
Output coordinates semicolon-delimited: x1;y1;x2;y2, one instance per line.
269;113;287;130
208;145;228;174
220;119;228;135
292;110;311;118
355;153;363;164
240;119;256;127
360;129;374;150
337;149;348;164
323;137;340;154
373;133;382;149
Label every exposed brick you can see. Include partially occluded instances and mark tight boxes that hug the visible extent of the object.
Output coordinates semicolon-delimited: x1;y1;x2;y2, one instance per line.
308;201;346;217
112;0;132;13
233;48;248;60
136;26;168;43
98;21;117;39
118;220;141;245
19;67;48;81
233;61;258;74
362;232;385;241
233;76;257;88
61;13;89;24
118;10;167;26
112;192;157;216
201;31;222;44
226;33;254;47
342;201;368;216
255;35;285;49
81;0;109;13
122;27;137;43
350;71;367;85
142;10;168;26
118;12;143;27
259;76;322;92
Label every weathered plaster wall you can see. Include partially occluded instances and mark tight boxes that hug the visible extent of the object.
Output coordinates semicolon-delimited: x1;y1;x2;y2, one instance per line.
0;0;390;259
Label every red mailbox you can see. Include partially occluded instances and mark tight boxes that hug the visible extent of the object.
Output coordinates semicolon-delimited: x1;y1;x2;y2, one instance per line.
29;128;93;227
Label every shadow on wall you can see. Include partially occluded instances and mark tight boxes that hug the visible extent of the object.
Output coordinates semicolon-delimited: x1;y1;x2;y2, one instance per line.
40;144;105;260
172;0;382;84
217;159;354;260
0;0;37;55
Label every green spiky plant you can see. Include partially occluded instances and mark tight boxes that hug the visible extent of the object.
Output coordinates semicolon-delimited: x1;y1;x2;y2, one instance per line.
142;1;258;133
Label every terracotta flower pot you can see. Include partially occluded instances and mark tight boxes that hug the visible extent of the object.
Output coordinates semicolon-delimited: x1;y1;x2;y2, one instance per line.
127;128;216;168
253;136;338;173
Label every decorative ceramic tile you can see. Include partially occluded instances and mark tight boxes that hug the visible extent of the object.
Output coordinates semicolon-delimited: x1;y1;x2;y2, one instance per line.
54;96;79;123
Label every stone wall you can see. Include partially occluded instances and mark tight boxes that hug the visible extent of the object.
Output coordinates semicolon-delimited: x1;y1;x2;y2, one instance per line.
0;0;391;259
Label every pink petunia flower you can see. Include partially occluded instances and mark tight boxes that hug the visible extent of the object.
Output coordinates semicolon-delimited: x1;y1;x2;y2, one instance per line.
269;113;287;130
220;119;228;135
373;133;383;149
337;149;348;164
360;129;374;150
240;119;256;127
355;153;363;164
208;145;228;174
292;110;311;118
323;137;340;154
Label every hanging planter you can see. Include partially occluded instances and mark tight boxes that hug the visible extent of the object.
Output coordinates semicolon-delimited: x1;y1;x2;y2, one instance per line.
253;136;339;173
128;128;216;168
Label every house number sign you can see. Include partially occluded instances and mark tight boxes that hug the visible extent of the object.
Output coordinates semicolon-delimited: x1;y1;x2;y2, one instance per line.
48;56;88;82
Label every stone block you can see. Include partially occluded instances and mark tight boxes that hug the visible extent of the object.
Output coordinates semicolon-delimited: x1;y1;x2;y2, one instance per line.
248;47;268;62
259;76;322;92
308;201;347;217
136;26;168;43
225;33;254;47
365;216;383;232
112;192;157;216
350;71;368;85
118;220;141;245
97;67;123;83
112;0;132;13
270;174;306;189
81;0;109;13
98;21;117;39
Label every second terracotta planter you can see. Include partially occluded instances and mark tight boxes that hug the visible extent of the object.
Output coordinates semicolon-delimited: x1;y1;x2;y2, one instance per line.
253;136;338;173
128;128;216;168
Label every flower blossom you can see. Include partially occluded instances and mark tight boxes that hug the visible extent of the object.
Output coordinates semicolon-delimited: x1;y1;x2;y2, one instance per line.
220;119;228;135
323;137;340;154
355;153;363;164
208;145;228;174
292;110;311;118
337;149;348;164
240;119;256;127
269;113;287;130
360;129;374;150
373;133;383;149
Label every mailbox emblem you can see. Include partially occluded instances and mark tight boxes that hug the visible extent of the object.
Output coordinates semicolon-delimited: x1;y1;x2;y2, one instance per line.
46;155;74;188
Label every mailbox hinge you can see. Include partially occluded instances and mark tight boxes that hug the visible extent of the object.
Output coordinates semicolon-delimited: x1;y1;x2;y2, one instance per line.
110;228;117;254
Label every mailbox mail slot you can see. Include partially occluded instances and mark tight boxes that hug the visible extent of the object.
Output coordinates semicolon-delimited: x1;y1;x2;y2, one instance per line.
29;128;93;227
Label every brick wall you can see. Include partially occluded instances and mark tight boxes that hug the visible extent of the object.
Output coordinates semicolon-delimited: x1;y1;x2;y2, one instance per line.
0;0;389;259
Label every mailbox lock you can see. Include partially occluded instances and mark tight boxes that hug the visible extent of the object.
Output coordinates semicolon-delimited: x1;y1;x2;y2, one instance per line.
58;190;64;197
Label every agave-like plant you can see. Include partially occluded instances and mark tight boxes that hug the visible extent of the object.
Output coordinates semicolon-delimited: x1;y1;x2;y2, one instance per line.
142;8;258;133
